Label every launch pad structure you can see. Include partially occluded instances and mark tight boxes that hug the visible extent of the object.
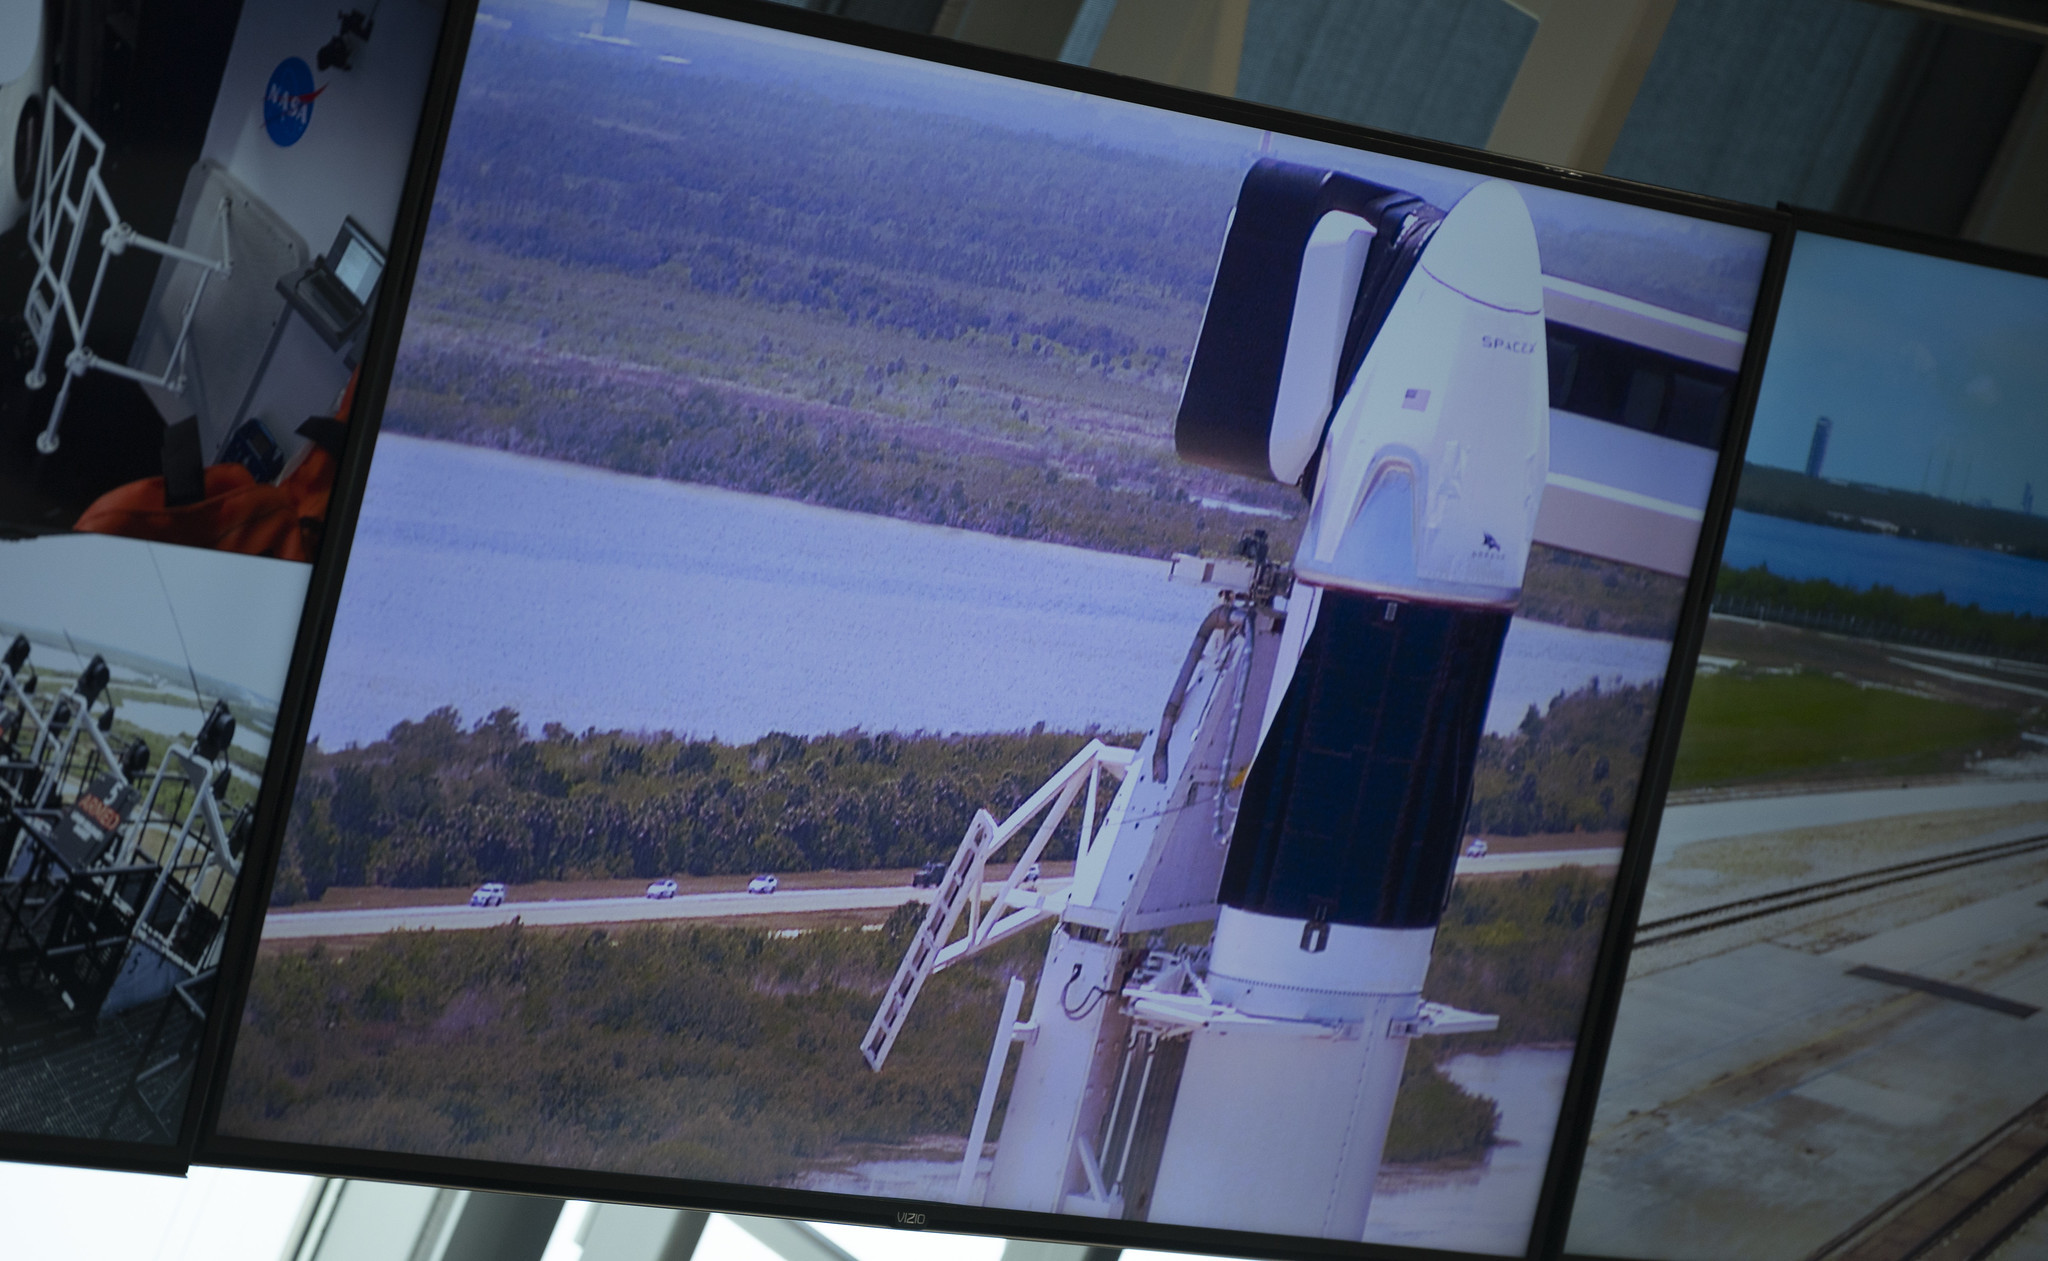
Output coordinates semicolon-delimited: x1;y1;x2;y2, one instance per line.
0;632;248;1140
856;156;1745;1242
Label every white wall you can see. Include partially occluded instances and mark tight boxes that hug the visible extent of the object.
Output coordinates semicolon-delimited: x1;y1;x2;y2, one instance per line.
201;0;446;265
153;0;447;458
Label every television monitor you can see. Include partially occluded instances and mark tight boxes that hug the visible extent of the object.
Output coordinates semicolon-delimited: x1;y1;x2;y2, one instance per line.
1563;220;2048;1261
200;2;1780;1255
0;0;461;1169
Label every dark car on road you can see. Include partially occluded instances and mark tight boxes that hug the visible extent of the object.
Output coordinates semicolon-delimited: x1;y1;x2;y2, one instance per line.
912;860;946;888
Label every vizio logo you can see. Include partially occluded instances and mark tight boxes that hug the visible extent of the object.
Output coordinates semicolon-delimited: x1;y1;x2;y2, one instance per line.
263;57;326;147
895;1210;928;1227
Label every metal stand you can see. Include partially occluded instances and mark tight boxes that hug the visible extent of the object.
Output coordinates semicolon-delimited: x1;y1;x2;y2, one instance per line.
21;89;230;454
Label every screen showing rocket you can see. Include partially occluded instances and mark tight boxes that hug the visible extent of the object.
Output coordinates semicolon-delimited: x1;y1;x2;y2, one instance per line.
1567;233;2048;1261
210;2;1772;1253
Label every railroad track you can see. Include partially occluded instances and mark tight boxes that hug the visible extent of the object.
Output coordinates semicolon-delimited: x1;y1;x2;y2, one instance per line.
1634;832;2048;949
1810;1094;2048;1261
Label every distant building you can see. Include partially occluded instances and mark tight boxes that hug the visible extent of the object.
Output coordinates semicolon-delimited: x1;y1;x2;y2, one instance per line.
1805;416;1831;479
2027;482;2036;515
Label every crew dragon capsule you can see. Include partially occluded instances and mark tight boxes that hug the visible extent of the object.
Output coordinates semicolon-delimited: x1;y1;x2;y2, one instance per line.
1152;165;1549;1237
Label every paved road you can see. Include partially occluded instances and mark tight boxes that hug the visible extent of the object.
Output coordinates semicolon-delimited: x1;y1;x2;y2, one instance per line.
263;884;960;938
1657;778;2048;852
262;849;1614;939
1457;847;1622;875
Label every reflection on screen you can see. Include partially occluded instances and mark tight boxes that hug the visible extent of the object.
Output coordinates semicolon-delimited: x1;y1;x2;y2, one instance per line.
335;239;379;302
1568;233;2048;1261
216;3;1769;1254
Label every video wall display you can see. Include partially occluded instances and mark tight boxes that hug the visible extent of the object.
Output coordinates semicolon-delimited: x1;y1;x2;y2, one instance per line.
0;0;446;1152
1566;231;2048;1260
204;2;1773;1255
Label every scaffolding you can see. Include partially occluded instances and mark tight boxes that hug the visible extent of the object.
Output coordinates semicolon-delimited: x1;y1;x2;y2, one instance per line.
21;89;230;454
0;634;244;1064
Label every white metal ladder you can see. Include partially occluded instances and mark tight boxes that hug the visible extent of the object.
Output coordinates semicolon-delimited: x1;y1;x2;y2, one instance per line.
859;739;1135;1071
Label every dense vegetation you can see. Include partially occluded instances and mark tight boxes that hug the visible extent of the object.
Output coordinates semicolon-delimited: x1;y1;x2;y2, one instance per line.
1667;669;2022;790
1713;563;2048;661
273;680;1658;906
383;10;1301;562
272;710;1120;906
1520;546;1686;641
1735;463;2048;562
226;868;1607;1176
378;10;1705;634
1469;683;1659;837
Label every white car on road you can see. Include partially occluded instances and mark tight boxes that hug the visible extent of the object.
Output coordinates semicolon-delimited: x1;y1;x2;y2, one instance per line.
747;873;778;894
646;879;678;899
470;882;507;907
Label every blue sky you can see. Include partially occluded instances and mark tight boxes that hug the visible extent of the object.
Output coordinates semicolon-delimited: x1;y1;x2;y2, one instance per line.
0;536;306;702
1748;233;2048;510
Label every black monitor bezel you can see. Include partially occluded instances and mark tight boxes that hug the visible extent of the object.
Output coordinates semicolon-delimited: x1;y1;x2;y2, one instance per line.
183;1;1792;1256
1555;206;2048;1261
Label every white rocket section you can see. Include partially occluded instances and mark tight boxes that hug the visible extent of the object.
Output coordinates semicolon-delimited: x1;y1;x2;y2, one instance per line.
986;927;1129;1214
1143;178;1544;1241
1148;911;1439;1239
1296;180;1548;608
879;173;1538;1242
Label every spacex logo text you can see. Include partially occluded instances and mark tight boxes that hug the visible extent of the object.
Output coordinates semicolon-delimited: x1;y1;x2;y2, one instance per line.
1480;335;1537;354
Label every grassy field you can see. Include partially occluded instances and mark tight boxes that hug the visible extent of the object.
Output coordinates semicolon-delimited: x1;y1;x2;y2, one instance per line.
223;869;1608;1179
1668;670;2022;790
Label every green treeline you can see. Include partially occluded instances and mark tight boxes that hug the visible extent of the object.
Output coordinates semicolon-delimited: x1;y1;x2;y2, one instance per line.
275;682;1656;905
1422;867;1611;1052
1714;564;2048;661
1735;464;2048;561
1379;867;1613;1166
1469;683;1659;836
225;870;1606;1175
391;339;1296;562
273;710;1120;906
1520;546;1686;641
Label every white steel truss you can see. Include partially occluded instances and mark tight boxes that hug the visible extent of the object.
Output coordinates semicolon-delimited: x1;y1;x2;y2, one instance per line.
859;738;1136;1071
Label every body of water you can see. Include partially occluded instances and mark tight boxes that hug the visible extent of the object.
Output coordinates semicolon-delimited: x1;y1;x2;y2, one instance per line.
1720;509;2048;616
792;1044;1569;1254
1365;1046;1575;1255
311;437;1675;747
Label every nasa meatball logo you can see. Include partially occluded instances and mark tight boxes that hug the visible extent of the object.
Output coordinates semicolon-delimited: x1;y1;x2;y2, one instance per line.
263;57;326;147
